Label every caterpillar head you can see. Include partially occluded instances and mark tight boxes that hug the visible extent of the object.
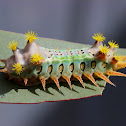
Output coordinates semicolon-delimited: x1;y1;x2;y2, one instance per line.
0;31;45;83
89;33;126;71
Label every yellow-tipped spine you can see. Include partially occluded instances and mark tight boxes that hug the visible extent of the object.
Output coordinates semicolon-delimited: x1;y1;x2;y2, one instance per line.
30;53;44;64
108;40;119;48
99;44;109;54
114;54;123;61
92;33;106;42
12;63;23;75
25;30;38;43
8;41;18;51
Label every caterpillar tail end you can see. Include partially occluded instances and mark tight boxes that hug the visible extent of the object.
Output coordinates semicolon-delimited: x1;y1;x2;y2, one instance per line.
115;61;126;70
119;56;126;61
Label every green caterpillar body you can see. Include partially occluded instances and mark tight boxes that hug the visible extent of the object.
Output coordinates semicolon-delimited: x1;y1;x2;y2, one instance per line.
1;31;126;91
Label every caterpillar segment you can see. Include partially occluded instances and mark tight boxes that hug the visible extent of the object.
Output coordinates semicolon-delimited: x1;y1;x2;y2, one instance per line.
0;31;126;91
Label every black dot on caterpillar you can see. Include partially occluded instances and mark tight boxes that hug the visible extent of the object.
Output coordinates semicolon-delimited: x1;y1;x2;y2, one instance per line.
36;66;42;74
80;62;85;71
48;65;53;74
101;62;108;68
59;64;64;74
70;63;74;72
91;61;96;69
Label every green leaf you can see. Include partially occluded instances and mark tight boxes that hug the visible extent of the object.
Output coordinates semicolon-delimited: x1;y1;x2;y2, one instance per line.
0;30;125;104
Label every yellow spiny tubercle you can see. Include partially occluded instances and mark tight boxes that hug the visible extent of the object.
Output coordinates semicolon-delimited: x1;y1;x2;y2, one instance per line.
12;63;23;75
92;33;106;42
114;54;123;61
99;44;109;54
8;41;18;51
25;30;38;43
30;53;44;64
108;40;119;48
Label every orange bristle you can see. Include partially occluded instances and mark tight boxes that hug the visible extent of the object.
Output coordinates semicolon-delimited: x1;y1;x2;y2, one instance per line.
39;77;46;91
24;78;28;86
116;61;126;70
73;74;85;88
62;75;72;90
94;72;115;87
83;73;99;88
51;77;60;91
106;71;126;77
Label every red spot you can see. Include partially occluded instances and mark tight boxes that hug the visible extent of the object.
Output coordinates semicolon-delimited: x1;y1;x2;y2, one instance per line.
112;57;118;64
97;52;106;61
55;47;58;50
40;59;44;63
35;43;39;47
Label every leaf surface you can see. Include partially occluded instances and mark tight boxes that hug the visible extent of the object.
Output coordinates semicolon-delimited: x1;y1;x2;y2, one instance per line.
0;30;125;104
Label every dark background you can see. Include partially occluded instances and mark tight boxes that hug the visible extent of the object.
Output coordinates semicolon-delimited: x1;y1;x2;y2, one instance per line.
0;0;126;126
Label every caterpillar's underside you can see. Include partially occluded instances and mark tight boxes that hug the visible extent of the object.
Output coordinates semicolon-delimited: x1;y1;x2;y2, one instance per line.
0;31;126;91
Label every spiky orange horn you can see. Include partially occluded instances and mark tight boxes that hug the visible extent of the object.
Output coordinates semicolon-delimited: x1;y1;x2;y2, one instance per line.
119;56;126;61
114;61;126;70
39;76;46;91
105;70;126;77
94;72;115;87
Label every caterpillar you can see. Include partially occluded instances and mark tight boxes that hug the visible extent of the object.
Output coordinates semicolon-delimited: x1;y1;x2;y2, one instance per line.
0;31;126;91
